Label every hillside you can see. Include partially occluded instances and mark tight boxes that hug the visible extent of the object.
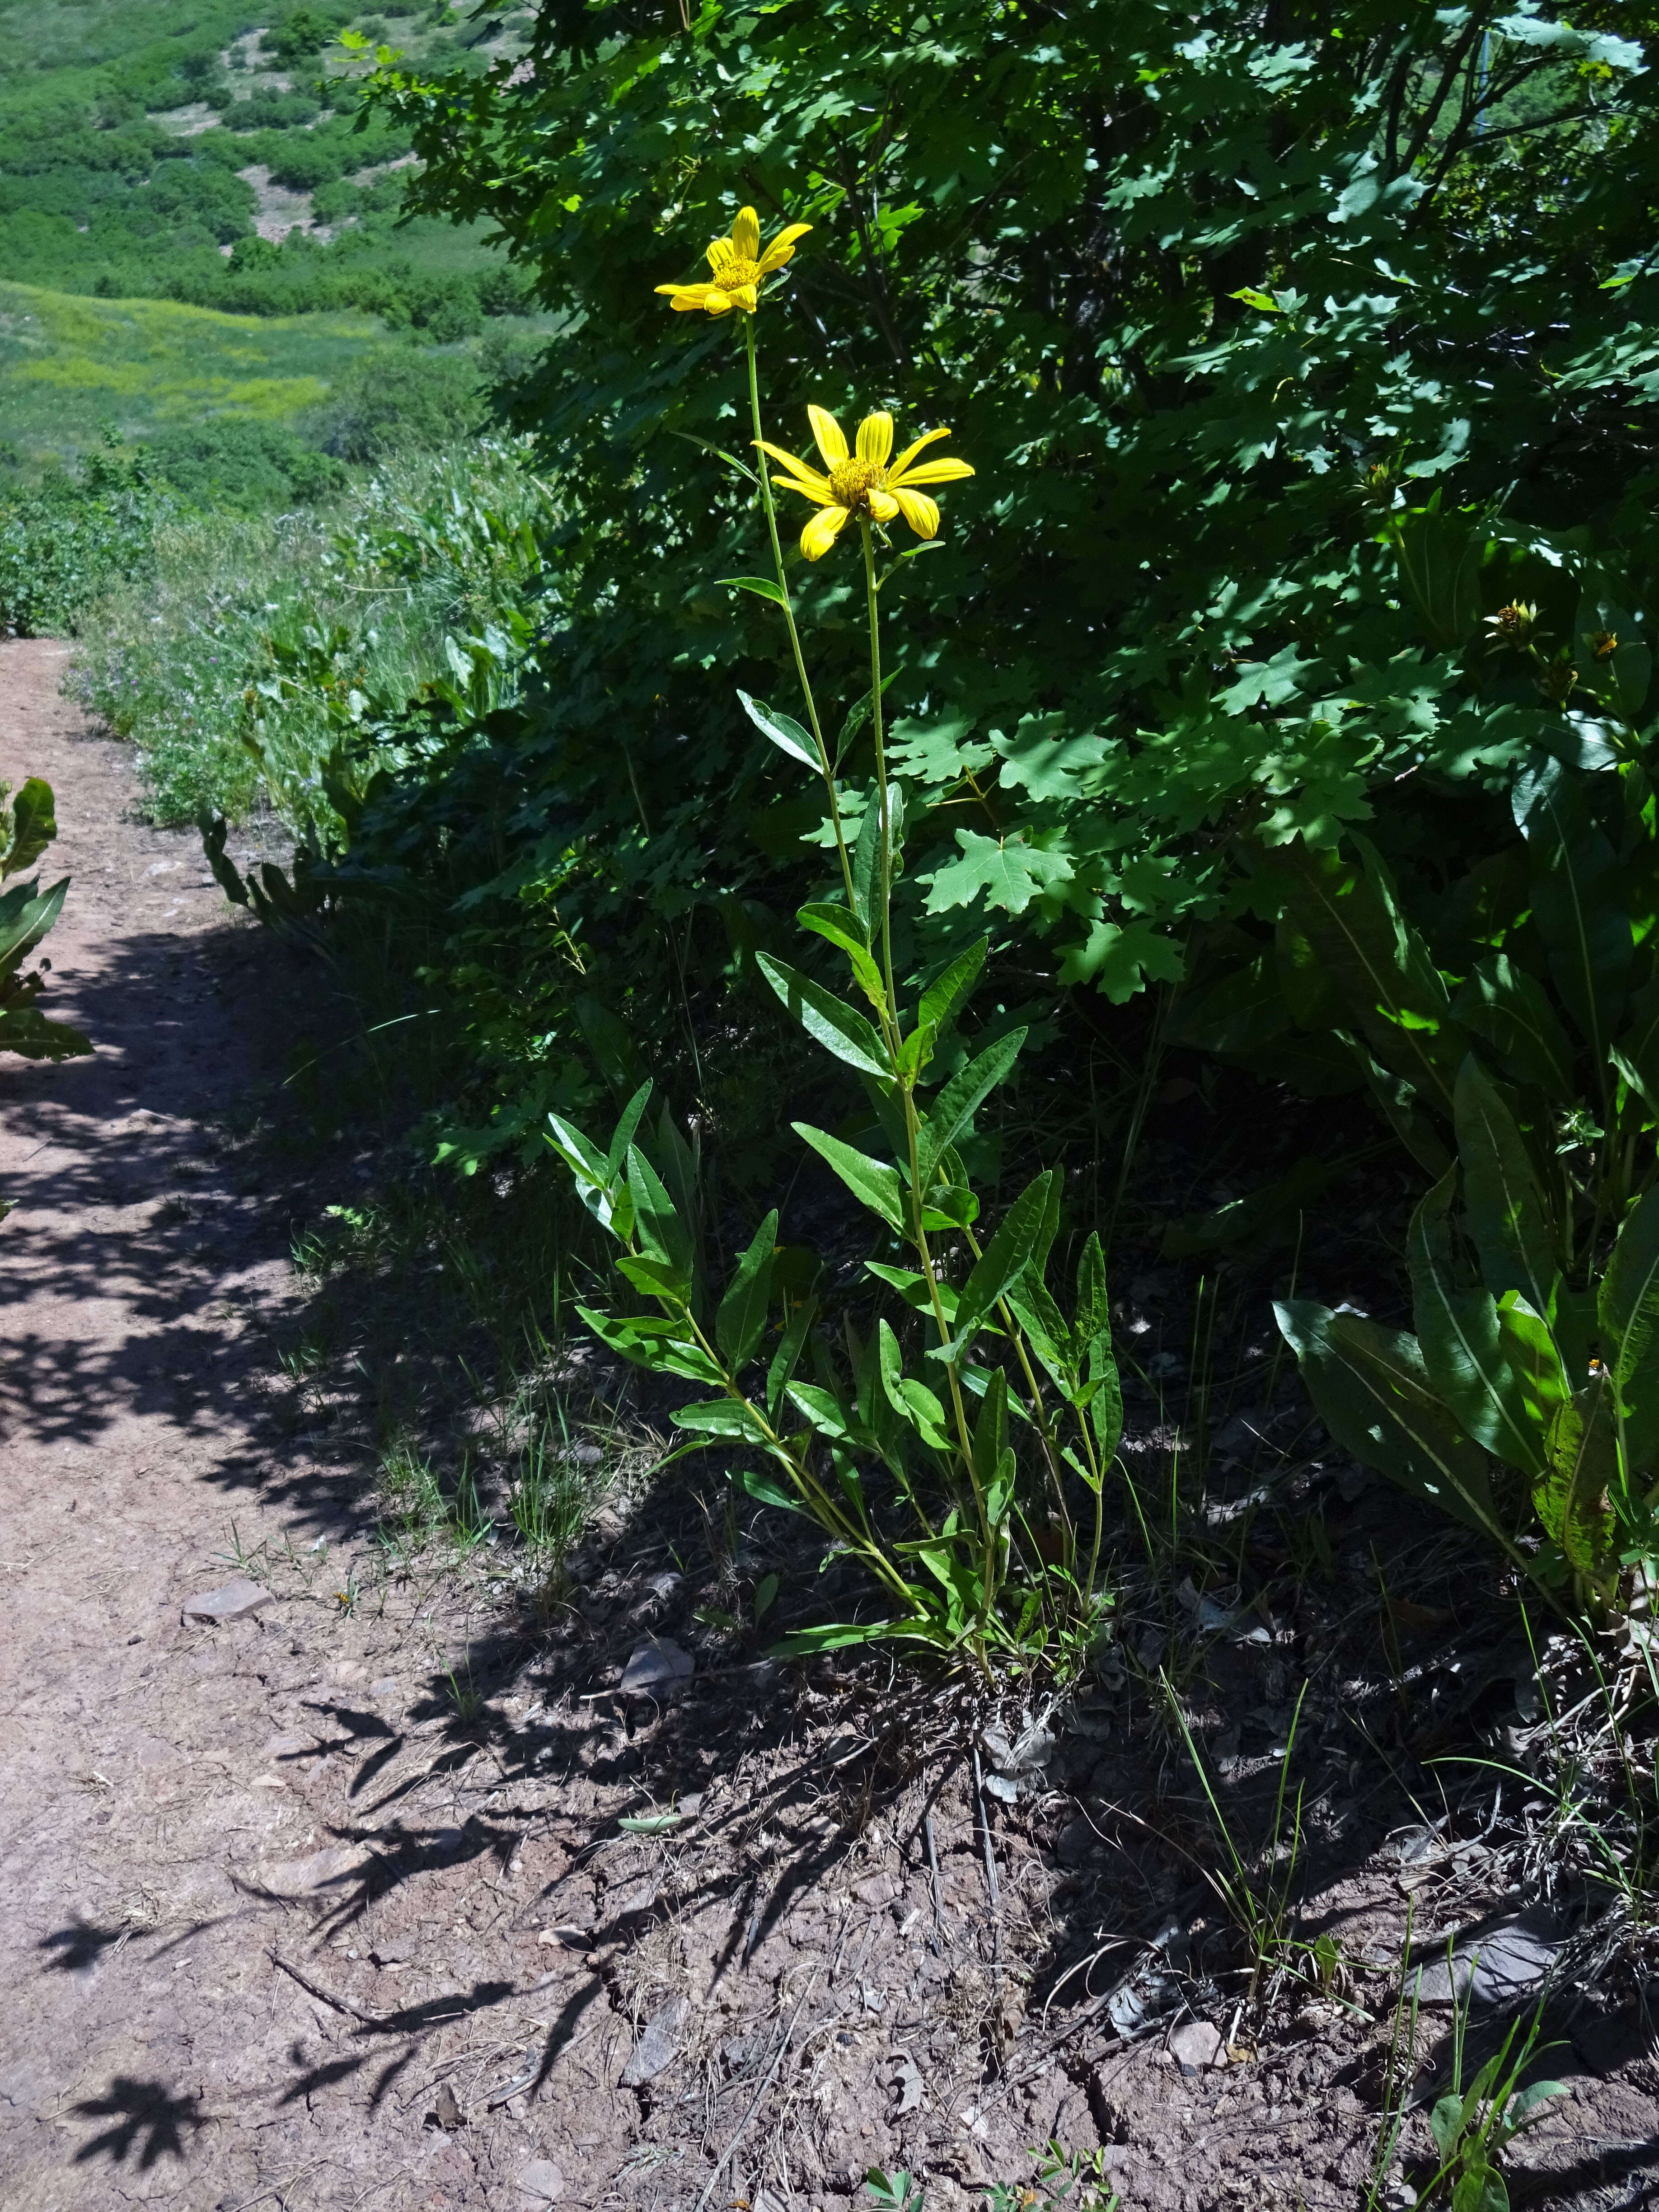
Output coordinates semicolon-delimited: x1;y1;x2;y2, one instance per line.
0;2;539;468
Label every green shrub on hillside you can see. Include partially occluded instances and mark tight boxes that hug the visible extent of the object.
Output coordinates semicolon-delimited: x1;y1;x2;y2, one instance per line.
139;418;349;511
0;448;164;637
309;347;484;459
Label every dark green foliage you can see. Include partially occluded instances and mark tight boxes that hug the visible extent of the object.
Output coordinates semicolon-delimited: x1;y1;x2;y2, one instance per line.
361;0;1659;1015
309;347;485;458
0;776;92;1067
0;449;164;636
138;418;350;511
0;3;526;320
263;6;355;65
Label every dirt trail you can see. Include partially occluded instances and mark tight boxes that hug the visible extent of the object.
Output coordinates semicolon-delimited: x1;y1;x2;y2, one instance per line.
0;643;465;2210
5;642;1656;2212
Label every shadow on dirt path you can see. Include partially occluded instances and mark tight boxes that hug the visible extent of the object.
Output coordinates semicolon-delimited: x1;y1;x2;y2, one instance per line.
0;643;405;2208
7;643;1659;2212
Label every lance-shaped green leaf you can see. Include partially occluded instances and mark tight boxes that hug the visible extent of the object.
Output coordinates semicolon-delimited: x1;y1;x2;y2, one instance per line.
759;952;892;1078
937;1171;1057;1357
1389;497;1484;650
1006;1268;1070;1386
606;1080;654;1174
615;1251;692;1304
797;902;884;1004
1275;1299;1501;1540
866;1260;960;1322
1450;955;1575;1101
625;1143;694;1291
1350;1044;1453;1177
545;1111;630;1238
1613;977;1659;1108
1407;1172;1549;1476
918;936;988;1042
717;1209;778;1368
0;874;68;974
1523;779;1631;1062
1495;1290;1573;1451
849;785;904;939
916;1027;1026;1186
1075;1232;1109;1352
671;1397;775;1445
972;1366;1008;1489
1;778;56;879
766;1297;816;1425
738;1465;804;1515
786;1381;867;1449
769;1619;914;1657
738;687;821;771
0;1001;92;1061
576;1306;723;1387
1600;1184;1659;1480
833;670;900;767
793;1122;906;1232
1453;1056;1561;1309
718;576;786;605
1537;1379;1619;1584
1271;835;1468;1116
1088;1333;1124;1467
877;1319;951;1450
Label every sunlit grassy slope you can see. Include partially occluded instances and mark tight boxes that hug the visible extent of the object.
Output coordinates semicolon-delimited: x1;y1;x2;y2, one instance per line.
0;281;386;460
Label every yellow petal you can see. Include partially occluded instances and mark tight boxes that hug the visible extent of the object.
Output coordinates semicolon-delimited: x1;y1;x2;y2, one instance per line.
801;506;851;561
756;440;830;490
893;487;940;539
654;281;689;296
702;291;735;316
889;457;975;487
665;283;719;309
731;282;758;314
706;236;737;276
756;222;812;275
887;426;952;479
732;207;761;261
857;412;894;467
867;488;900;521
808;405;848;468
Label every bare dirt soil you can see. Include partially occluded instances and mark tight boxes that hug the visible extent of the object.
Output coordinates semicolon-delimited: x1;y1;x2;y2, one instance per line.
4;639;1659;2212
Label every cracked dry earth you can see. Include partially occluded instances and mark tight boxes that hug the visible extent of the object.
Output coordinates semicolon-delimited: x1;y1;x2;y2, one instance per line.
8;636;1659;2212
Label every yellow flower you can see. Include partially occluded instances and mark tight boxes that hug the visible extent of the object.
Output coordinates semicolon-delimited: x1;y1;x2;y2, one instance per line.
758;407;975;560
654;205;811;317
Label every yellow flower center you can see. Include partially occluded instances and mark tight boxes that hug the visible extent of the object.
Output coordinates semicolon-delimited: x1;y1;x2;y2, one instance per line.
717;255;761;294
829;457;881;510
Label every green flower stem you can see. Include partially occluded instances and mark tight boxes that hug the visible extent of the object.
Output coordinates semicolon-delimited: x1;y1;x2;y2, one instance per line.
860;519;898;1019
743;315;856;913
670;1288;920;1615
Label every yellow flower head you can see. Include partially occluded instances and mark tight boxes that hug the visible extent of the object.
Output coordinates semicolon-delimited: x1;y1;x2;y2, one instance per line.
654;205;811;317
758;407;975;560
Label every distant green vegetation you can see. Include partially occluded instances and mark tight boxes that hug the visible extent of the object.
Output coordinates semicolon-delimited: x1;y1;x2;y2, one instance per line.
0;282;376;456
0;1;535;328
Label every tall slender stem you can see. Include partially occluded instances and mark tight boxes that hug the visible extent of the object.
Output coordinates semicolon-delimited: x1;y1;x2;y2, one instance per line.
860;519;897;1017
743;316;855;911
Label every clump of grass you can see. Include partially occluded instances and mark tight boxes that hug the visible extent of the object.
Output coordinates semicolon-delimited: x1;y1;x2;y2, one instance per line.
378;1439;449;1544
508;1408;608;1578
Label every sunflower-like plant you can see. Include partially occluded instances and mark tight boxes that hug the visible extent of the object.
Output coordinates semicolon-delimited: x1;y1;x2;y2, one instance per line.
542;205;1122;1676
